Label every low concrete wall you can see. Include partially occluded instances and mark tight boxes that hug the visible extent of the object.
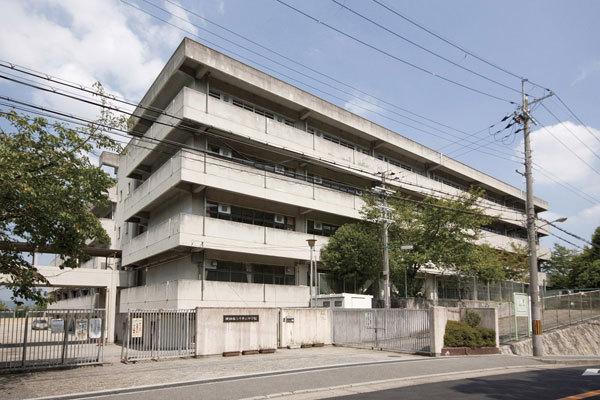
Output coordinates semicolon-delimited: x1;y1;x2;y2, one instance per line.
509;319;600;356
279;308;332;348
195;307;278;356
401;298;512;318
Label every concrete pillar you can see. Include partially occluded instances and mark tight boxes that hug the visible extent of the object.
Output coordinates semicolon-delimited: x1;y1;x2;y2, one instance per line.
423;274;438;301
429;306;448;356
104;271;119;343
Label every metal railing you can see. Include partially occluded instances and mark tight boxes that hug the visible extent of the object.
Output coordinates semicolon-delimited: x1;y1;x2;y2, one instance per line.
499;290;600;343
121;309;196;362
0;309;105;372
331;309;431;354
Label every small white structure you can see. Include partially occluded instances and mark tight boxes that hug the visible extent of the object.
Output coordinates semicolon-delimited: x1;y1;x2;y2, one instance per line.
315;293;372;309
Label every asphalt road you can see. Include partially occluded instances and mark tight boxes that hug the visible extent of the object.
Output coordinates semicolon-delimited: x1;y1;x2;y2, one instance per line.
328;366;600;400
64;355;549;400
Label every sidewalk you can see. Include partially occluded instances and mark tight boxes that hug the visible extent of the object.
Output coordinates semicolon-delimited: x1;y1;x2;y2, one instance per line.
0;346;422;400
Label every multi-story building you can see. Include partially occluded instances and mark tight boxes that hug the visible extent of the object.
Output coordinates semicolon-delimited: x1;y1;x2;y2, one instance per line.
112;38;549;312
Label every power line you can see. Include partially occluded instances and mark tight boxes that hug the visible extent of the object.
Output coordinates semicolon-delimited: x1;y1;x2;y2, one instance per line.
540;102;600;162
272;0;517;104
330;0;521;95
370;0;551;93
555;94;600;146
0;96;533;222
6;67;593;213
159;0;479;138
121;1;515;155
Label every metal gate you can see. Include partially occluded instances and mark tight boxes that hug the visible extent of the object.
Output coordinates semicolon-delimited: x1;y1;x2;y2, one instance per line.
0;309;105;372
121;309;196;362
332;309;431;354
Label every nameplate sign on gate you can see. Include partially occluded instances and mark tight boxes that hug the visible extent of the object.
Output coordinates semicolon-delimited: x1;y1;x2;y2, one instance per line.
223;315;259;323
89;318;102;339
131;317;143;338
283;317;294;323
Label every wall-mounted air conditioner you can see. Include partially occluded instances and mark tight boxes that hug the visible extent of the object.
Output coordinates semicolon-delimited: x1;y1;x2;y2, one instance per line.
219;148;232;158
218;204;231;214
274;214;285;224
314;222;323;231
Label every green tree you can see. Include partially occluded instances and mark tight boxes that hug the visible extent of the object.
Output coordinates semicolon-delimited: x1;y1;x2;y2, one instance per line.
323;188;501;298
0;84;123;305
544;244;578;288
320;223;381;293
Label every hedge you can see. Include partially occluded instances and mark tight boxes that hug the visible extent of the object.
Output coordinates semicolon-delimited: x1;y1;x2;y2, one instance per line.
444;320;495;348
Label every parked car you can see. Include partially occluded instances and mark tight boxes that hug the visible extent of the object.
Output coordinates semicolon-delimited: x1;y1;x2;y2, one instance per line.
32;319;49;330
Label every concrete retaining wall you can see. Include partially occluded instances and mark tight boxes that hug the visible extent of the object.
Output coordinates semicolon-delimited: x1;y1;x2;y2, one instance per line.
508;319;600;356
195;308;278;356
279;308;332;348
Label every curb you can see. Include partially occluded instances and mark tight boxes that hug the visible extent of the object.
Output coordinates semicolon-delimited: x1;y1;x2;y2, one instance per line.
26;357;439;400
238;365;561;400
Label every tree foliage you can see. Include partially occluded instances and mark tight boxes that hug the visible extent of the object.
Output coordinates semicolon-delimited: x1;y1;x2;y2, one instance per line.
543;226;600;289
321;187;527;298
0;84;123;304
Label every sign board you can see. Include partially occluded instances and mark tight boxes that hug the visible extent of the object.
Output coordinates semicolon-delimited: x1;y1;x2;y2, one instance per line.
364;312;374;329
75;319;88;340
283;317;294;323
89;318;102;339
131;317;143;338
50;318;64;334
513;293;530;317
223;315;259;323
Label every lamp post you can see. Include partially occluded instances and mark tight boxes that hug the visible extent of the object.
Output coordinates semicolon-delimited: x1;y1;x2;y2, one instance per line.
401;245;414;299
307;238;317;308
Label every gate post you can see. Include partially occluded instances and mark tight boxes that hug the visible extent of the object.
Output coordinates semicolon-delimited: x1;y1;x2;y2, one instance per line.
429;307;447;356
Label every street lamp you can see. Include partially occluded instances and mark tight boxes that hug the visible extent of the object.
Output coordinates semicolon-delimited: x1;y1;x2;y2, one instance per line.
401;245;414;299
538;217;567;229
307;238;317;308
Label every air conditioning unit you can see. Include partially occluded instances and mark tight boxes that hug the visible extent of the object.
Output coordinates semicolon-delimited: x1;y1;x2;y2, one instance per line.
275;165;285;174
219;148;232;158
313;176;322;184
218;204;231;214
274;214;285;224
313;222;323;231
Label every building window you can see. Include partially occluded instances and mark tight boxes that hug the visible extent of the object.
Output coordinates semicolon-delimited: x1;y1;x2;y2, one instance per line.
323;301;331;307
205;261;294;285
334;300;343;307
206;201;295;231
307;220;339;237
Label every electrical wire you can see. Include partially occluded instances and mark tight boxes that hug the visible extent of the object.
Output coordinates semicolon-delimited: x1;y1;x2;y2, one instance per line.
330;0;521;95
120;1;516;156
272;0;517;104
370;0;551;93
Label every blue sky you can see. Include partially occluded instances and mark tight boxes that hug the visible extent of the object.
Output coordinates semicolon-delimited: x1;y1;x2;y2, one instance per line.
1;0;599;253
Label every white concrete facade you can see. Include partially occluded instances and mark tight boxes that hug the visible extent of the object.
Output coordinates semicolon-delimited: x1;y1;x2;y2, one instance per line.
52;37;551;333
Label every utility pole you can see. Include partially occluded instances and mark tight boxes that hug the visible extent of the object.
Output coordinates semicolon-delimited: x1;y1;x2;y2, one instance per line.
374;171;395;308
518;79;553;357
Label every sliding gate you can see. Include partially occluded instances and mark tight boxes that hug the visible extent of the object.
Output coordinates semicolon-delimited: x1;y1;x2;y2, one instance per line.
0;309;105;372
332;309;431;354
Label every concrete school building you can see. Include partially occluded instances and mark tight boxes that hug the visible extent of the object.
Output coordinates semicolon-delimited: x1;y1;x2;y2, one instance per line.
47;38;550;340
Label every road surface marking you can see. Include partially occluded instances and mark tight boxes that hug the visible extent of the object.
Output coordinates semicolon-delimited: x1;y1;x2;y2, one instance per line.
560;389;600;399
582;369;600;376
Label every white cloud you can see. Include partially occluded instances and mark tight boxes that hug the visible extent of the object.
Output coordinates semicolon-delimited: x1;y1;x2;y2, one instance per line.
0;0;193;109
525;121;600;189
571;60;600;87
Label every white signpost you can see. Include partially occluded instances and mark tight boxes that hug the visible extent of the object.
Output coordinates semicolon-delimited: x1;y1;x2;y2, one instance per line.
513;292;532;340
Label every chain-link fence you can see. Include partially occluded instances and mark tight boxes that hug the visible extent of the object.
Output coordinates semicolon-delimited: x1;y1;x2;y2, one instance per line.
499;290;600;343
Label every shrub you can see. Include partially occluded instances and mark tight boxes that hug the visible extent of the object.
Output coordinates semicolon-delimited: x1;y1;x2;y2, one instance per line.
464;310;481;328
444;320;495;348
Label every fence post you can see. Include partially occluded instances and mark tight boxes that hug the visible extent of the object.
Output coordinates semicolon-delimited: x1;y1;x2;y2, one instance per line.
21;313;29;367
